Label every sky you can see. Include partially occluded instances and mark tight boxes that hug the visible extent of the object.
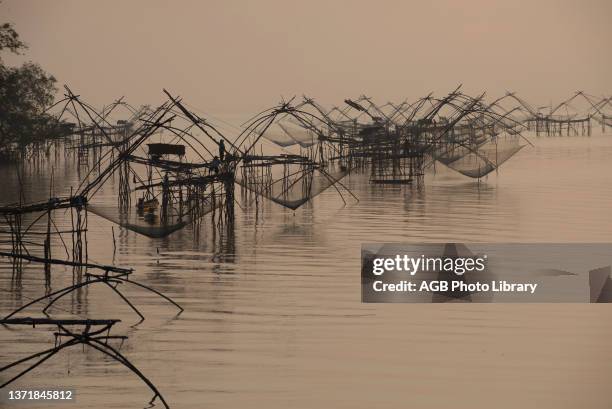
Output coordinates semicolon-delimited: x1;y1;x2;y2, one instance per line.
3;0;611;117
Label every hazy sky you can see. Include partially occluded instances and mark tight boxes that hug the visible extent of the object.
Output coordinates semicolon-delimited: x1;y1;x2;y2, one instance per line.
3;0;611;117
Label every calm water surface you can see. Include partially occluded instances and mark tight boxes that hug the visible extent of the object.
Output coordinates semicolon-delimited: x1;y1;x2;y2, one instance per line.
1;134;611;409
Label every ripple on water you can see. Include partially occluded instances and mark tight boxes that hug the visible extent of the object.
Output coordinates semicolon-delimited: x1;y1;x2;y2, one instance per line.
1;135;611;408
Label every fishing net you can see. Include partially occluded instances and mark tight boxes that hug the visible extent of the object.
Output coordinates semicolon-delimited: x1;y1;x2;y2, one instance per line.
433;135;525;178
261;123;318;148
88;192;219;238
238;111;351;210
431;134;489;165
235;160;349;210
88;205;188;238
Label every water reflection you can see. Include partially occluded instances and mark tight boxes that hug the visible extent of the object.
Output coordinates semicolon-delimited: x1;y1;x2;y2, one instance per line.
0;135;611;409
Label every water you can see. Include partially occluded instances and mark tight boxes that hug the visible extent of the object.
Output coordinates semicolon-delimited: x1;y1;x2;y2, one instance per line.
1;134;611;409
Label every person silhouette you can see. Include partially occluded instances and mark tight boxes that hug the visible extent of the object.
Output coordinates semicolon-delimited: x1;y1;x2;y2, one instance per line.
218;139;225;161
210;156;220;174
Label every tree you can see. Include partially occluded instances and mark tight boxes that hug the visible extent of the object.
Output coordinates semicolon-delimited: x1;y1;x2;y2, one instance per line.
0;20;58;158
0;22;25;56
